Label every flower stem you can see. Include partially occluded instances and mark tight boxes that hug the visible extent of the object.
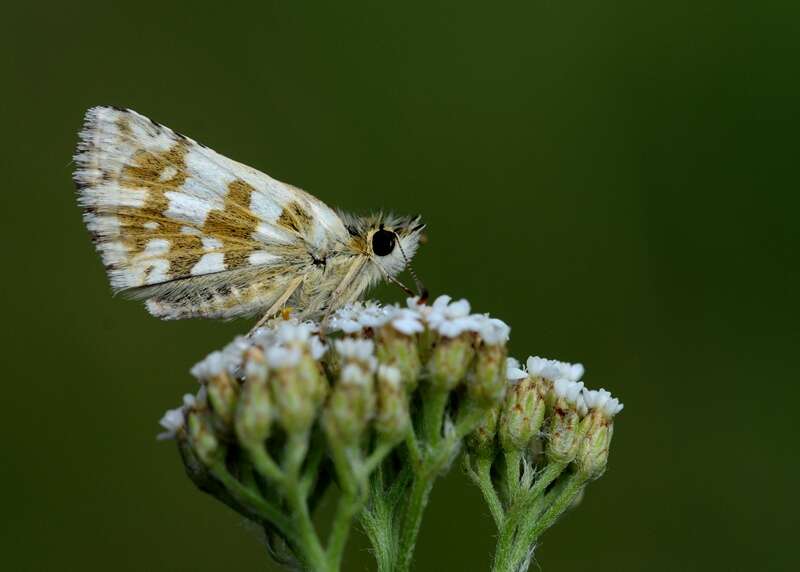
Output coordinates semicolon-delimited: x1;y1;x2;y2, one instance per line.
279;430;330;572
326;490;360;570
422;387;448;444
464;454;504;528
395;474;433;572
493;461;567;572
503;472;586;572
209;463;294;540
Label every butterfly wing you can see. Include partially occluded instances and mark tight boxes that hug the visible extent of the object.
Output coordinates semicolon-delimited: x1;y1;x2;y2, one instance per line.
74;106;349;319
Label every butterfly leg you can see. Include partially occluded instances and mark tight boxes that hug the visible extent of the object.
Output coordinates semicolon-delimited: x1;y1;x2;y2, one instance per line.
247;275;305;336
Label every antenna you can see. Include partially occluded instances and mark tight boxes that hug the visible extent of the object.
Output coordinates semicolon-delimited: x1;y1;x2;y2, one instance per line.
395;235;429;303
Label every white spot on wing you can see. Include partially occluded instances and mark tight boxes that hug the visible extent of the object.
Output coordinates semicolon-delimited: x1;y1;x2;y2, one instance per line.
249;191;284;223
143;221;159;230
164;191;221;225
202;237;223;250
249;250;280;266
158;166;178;182
145;259;170;284
143;239;170;256
255;222;293;244
192;253;226;275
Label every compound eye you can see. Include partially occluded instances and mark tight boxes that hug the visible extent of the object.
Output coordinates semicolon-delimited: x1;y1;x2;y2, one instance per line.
372;229;396;256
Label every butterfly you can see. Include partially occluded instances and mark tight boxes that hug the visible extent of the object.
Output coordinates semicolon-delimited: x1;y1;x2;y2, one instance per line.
73;106;427;329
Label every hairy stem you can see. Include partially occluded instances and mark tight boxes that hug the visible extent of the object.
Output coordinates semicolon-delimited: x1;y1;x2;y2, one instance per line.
493;461;566;572
464;454;504;529
501;470;584;572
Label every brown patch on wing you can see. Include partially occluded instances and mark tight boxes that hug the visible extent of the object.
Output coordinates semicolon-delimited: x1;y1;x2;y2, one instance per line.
114;144;263;282
203;179;260;269
277;201;313;235
117;141;206;277
116;116;133;137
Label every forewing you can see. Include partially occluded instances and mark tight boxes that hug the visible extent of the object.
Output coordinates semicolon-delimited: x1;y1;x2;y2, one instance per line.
73;106;347;318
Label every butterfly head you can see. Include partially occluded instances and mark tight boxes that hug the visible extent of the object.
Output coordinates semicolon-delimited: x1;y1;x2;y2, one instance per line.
343;212;428;300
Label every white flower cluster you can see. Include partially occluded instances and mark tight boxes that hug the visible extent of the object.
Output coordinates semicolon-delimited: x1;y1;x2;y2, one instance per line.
505;355;624;419
189;321;328;382
328;295;510;345
159;320;330;440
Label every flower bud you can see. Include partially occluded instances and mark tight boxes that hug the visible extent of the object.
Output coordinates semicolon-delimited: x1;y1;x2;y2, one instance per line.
545;379;586;465
428;334;475;392
468;341;508;406
499;376;547;451
187;409;223;466
374;364;411;443
575;389;623;480
323;353;376;446
375;321;422;391
267;346;326;434
235;348;273;448
206;370;239;429
466;404;500;458
190;351;239;431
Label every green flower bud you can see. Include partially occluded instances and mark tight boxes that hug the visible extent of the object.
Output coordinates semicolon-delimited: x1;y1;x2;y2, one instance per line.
499;376;547;451
376;325;422;391
575;414;613;480
468;342;508;406
545;379;587;465
374;364;411;443
187;409;223;466
267;347;326;434
235;348;273;448
428;334;475;392
466;404;500;458
323;340;377;446
206;370;239;429
575;389;623;480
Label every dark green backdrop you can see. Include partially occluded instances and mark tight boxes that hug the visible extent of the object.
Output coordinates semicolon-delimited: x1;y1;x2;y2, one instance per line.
2;2;796;570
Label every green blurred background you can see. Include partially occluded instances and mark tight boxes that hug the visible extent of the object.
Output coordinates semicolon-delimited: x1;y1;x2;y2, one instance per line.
2;1;797;570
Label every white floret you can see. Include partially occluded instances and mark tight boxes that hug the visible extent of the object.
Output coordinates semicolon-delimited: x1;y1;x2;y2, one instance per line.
309;336;328;360
157;392;197;440
506;358;528;381
526;356;584;382
553;378;585;406
357;302;395;328
335;338;375;361
264;346;302;369
377;364;402;387
190;351;229;381
388;308;425;335
476;316;510;345
340;362;372;386
582;388;624;417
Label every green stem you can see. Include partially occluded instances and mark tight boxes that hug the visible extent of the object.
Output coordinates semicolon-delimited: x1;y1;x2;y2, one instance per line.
504;449;522;503
361;465;397;572
504;473;587;572
464;454;504;529
280;430;330;572
300;435;326;498
422;388;448;445
395;474;433;572
494;461;567;572
246;443;285;485
326;490;360;570
210;463;294;540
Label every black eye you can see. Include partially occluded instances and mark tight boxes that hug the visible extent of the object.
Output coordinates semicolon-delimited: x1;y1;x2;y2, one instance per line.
372;229;396;256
